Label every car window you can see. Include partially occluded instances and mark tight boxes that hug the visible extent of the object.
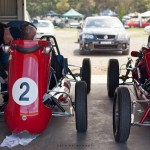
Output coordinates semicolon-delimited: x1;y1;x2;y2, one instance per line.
84;18;123;28
33;22;52;27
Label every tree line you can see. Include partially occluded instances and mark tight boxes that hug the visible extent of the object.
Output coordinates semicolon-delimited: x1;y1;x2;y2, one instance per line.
27;0;150;19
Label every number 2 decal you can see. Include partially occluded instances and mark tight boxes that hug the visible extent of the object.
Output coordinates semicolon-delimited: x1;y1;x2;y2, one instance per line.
12;77;38;106
19;82;30;101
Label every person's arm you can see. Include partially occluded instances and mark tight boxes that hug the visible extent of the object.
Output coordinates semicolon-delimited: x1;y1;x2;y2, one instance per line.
3;27;13;44
0;63;7;80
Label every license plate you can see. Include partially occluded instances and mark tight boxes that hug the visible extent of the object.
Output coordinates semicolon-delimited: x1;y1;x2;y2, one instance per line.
100;41;112;44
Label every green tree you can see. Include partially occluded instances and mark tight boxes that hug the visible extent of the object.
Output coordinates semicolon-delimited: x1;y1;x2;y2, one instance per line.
26;0;150;18
68;0;78;9
76;0;95;16
145;0;150;10
118;2;126;20
27;0;57;17
56;0;70;13
129;0;147;13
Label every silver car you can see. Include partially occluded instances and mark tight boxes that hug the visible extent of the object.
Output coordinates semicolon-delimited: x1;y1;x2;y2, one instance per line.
79;16;130;55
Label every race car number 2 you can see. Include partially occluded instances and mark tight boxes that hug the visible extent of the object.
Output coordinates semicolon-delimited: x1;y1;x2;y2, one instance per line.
12;77;38;106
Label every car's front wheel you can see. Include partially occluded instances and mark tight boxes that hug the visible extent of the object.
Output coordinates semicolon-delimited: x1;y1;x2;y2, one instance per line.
122;49;129;55
75;81;87;133
79;43;84;55
79;49;85;55
79;47;90;55
113;87;131;143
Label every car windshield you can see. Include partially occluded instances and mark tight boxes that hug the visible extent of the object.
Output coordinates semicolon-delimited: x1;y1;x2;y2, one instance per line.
84;18;123;28
33;22;52;27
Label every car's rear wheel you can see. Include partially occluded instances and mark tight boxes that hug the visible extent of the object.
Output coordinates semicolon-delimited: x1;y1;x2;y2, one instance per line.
107;59;119;98
81;58;91;93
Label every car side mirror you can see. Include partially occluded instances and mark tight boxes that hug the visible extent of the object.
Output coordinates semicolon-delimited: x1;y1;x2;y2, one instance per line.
131;51;139;57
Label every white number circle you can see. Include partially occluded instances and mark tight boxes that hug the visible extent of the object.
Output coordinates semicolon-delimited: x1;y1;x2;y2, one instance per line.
12;77;38;106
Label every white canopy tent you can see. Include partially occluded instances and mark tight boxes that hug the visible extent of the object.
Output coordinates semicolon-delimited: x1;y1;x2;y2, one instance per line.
140;11;150;17
138;11;150;27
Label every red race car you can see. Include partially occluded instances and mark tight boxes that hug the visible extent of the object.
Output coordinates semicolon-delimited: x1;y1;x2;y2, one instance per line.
0;35;91;134
107;37;150;142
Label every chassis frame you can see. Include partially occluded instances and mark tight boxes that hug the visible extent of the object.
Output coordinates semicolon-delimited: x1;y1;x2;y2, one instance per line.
107;47;150;142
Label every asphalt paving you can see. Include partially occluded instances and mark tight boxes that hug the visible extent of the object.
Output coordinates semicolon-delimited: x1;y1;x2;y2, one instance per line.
0;76;150;150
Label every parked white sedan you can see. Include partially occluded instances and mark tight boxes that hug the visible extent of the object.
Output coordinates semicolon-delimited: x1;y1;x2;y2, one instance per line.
33;20;55;39
69;20;80;28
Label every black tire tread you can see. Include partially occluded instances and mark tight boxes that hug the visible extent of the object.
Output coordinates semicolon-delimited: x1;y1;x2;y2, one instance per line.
81;58;91;93
113;87;131;143
107;59;119;98
75;81;87;132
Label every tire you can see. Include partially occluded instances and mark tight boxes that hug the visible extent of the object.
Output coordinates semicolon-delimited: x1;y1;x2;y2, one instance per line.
107;59;119;98
113;87;131;143
81;58;91;93
75;81;87;133
79;50;85;55
79;46;86;55
79;44;90;55
122;49;129;55
79;43;84;55
80;50;90;55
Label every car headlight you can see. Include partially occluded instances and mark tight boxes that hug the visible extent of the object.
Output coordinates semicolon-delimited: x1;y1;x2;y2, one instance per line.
117;34;128;40
82;34;94;39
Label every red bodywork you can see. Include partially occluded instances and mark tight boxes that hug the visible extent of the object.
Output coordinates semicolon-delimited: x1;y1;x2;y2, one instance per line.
125;18;150;28
125;19;139;27
133;47;150;123
5;40;52;133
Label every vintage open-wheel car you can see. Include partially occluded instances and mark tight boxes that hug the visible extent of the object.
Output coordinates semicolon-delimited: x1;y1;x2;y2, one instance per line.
0;35;91;134
107;45;150;142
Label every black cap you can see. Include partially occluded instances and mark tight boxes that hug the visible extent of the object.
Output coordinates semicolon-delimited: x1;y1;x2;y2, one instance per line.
0;22;7;28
